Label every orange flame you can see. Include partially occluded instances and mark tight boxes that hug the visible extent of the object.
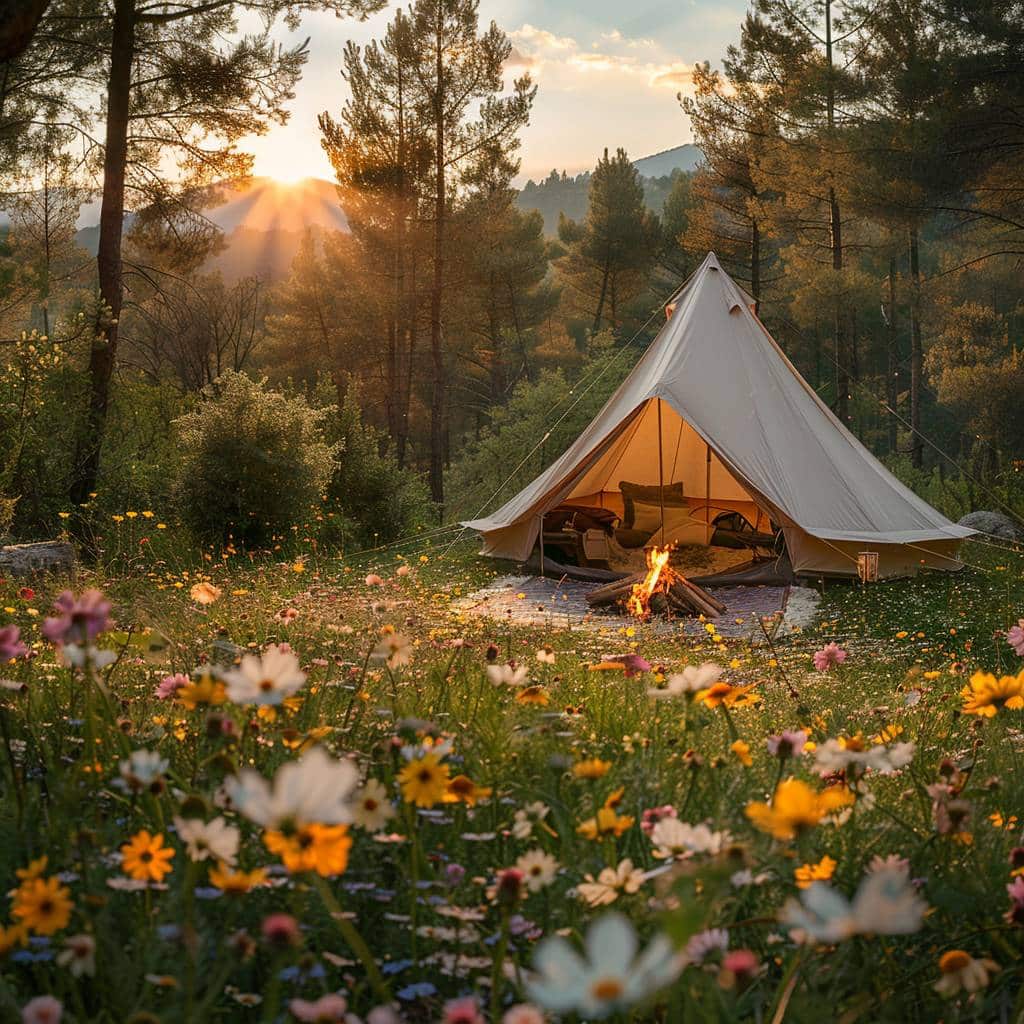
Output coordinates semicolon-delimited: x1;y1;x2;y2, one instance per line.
627;545;673;619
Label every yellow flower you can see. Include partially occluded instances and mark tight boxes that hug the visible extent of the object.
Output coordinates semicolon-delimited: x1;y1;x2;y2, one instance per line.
577;787;634;840
209;863;268;894
573;758;612;780
697;681;761;709
745;779;854;841
142;510;154;518
16;855;48;882
264;824;351;876
960;671;1024;716
399;754;451;807
0;921;28;955
795;855;837;889
13;876;72;935
121;830;175;883
292;562;305;573
516;685;551;707
177;674;226;710
730;740;752;767
444;774;492;806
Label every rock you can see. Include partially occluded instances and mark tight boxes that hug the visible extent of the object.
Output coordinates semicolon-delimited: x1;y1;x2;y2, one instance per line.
957;510;1023;542
0;540;75;578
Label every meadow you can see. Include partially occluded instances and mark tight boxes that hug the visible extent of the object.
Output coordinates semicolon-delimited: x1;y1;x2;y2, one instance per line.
2;522;1024;1024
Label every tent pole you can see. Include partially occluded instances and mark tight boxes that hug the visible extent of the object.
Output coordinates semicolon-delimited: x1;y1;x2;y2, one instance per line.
705;443;712;545
538;514;545;577
657;398;666;546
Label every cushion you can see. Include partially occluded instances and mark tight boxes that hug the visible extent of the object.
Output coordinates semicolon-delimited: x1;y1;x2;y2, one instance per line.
618;480;685;529
631;499;693;537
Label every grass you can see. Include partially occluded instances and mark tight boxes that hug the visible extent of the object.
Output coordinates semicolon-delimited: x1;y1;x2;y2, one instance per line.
0;533;1023;1022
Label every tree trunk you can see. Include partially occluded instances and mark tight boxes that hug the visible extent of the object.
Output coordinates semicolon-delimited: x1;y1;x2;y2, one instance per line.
592;263;609;335
428;13;446;507
909;227;924;469
830;186;848;426
750;216;760;315
886;255;899;455
70;0;134;505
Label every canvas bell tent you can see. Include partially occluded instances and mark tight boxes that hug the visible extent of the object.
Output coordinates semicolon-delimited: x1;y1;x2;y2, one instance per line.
462;252;974;580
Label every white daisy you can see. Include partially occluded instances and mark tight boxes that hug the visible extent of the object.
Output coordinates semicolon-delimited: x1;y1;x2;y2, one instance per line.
650;818;730;859
351;778;397;832
173;816;240;866
117;750;169;793
487;663;530;687
648;662;723;700
576;858;645;907
515;849;560;892
221;644;306;706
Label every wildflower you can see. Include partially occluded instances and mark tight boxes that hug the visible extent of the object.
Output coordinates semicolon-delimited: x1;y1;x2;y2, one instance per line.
927;783;972;835
868;854;909;875
493;868;525;908
1007;619;1024;656
513;801;551;839
813;643;848;671
718;949;761;992
696;680;760;709
156;673;188;700
781;866;927;943
56;934;96;977
13;877;73;935
960;670;1024;716
0;624;27;660
209;864;268;894
516;684;551;707
515;849;559;892
173;816;240;866
745;779;854;841
487;662;529;687
189;582;221;605
591;653;651;677
365;573;384;586
577;789;634;840
226;747;358;828
221;643;307;706
573;758;611;780
934;951;999;997
264;824;351;876
177;672;226;710
372;631;412;669
0;922;28;955
731;740;752;766
648;662;722;699
351;779;397;832
814;737;915;777
503;1006;545;1024
527;913;683;1019
121;831;175;883
42;589;111;646
117;750;169;794
443;996;486;1024
261;913;300;946
766;730;807;760
289;994;351;1022
795;855;837;889
399;753;451;807
1006;877;1024;924
640;804;677;836
683;928;729;965
445;774;493;806
650;818;730;858
536;646;555;665
21;996;63;1024
576;858;645;907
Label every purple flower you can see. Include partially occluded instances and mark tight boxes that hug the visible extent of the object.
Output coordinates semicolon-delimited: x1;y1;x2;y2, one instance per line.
766;729;808;759
155;673;188;700
41;590;112;647
0;624;27;661
1007;619;1024;657
813;642;848;672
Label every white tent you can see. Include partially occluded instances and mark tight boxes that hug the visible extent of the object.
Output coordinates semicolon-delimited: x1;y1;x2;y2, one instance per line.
462;252;973;579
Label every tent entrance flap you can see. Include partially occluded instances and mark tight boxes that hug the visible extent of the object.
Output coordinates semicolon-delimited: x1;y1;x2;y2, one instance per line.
561;397;766;542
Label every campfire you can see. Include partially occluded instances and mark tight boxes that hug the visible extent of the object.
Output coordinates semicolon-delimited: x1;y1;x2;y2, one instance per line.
586;545;727;620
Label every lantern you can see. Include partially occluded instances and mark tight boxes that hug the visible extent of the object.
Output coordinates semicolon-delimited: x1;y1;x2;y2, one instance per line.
857;550;879;583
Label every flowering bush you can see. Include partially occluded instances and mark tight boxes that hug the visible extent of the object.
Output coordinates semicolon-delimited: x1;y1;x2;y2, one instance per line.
0;552;1022;1022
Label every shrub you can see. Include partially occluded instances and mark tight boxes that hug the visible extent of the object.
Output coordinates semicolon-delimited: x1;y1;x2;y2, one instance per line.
173;371;338;547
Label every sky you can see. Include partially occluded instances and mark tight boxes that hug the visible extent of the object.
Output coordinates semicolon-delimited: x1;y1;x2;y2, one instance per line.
244;0;749;184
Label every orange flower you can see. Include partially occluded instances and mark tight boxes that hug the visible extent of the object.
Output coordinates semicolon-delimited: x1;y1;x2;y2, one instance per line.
697;681;761;709
264;824;351;876
794;855;837;889
209;863;268;894
444;774;493;806
573;758;611;780
745;779;854;841
577;787;634;840
121;830;175;883
13;876;72;935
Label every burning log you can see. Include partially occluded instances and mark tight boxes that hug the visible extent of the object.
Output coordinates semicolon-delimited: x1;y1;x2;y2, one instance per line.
584;545;726;620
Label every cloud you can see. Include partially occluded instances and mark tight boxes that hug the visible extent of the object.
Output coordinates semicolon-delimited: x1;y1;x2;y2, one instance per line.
649;62;698;90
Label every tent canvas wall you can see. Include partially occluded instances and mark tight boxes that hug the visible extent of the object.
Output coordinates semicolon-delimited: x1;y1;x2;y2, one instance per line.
462;252;974;579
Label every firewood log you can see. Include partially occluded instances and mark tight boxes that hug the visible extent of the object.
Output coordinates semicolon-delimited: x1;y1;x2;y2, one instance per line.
675;577;727;615
584;573;643;607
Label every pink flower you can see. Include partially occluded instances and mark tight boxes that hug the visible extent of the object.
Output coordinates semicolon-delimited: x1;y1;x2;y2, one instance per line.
1007;619;1024;656
599;653;652;677
22;997;63;1024
261;913;300;946
0;624;27;660
813;642;848;671
766;729;807;759
719;949;760;990
289;994;349;1022
396;565;410;577
365;574;384;587
503;1006;545;1024
155;673;188;699
1006;876;1024;925
42;590;112;646
443;997;485;1024
641;804;678;836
